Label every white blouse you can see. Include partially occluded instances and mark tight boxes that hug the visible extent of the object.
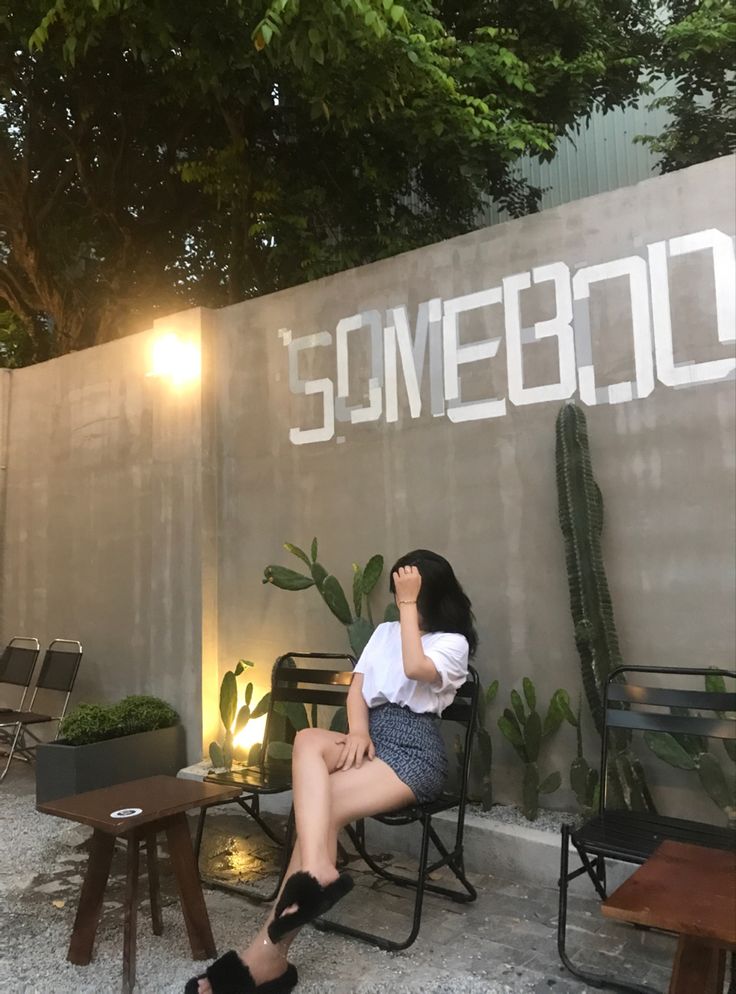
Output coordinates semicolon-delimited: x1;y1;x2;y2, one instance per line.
354;621;469;716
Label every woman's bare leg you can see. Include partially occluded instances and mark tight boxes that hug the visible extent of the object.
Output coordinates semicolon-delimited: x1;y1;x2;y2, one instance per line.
289;728;345;884
197;728;345;993
197;735;414;993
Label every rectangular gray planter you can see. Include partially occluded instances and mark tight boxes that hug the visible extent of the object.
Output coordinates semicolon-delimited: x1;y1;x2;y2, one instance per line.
35;724;187;804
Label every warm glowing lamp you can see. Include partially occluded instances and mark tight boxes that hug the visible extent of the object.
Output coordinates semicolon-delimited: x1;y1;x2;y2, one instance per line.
147;333;201;386
233;714;267;752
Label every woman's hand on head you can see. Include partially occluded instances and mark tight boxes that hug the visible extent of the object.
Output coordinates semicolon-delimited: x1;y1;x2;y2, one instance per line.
335;732;376;770
393;565;422;604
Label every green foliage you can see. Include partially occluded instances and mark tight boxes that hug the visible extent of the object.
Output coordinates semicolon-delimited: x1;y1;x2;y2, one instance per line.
643;674;736;825
635;1;735;172
478;679;500;809
2;1;669;359
0;310;52;368
263;537;395;658
208;647;357;770
567;696;600;814
111;696;180;736
462;678;499;810
60;696;179;746
209;658;268;772
59;703;118;746
497;678;568;820
555;402;655;813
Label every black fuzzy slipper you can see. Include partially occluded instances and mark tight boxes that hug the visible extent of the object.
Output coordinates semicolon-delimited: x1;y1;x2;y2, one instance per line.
268;871;354;943
184;949;298;994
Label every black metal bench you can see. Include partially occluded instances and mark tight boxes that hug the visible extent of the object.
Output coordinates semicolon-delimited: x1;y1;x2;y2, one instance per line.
558;665;736;994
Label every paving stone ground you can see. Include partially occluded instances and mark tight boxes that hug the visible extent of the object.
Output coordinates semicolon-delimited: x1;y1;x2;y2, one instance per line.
0;767;683;994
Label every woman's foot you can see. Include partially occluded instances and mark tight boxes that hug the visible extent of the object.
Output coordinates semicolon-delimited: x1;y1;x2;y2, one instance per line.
278;862;339;917
268;868;353;944
196;944;289;994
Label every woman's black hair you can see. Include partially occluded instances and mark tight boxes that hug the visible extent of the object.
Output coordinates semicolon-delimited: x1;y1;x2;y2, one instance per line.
389;549;478;658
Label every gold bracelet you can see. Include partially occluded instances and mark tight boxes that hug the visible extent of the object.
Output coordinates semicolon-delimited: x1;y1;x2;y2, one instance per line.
398;599;417;605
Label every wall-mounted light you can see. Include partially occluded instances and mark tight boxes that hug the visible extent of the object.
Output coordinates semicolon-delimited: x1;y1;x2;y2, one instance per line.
147;332;201;386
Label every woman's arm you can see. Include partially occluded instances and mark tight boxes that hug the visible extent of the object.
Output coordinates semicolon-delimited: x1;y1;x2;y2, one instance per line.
336;673;376;770
394;566;441;684
347;673;370;735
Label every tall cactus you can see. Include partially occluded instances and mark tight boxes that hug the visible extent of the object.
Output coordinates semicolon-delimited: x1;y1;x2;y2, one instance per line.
555;402;655;812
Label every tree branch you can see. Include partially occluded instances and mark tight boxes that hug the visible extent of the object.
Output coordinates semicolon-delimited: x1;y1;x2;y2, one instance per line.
0;261;39;322
36;158;77;224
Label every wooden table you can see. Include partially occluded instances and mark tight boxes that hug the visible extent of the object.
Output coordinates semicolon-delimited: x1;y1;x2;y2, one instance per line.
37;775;240;993
602;840;736;994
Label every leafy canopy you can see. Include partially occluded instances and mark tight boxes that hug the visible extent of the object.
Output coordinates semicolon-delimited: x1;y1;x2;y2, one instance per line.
1;0;720;364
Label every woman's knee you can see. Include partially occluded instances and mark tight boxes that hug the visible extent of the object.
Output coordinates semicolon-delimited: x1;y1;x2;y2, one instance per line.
292;726;331;757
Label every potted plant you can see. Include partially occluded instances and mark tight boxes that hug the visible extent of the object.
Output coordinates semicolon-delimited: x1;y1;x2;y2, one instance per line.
35;695;186;803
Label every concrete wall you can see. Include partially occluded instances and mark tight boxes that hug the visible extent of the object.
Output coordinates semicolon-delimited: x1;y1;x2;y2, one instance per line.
210;155;735;810
0;312;206;753
1;157;734;807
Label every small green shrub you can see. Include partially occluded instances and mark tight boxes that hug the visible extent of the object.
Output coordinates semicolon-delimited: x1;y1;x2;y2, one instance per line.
59;696;179;746
58;703;119;746
112;696;179;736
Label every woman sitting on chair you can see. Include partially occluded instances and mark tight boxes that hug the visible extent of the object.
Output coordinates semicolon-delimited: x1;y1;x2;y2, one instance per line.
188;548;478;994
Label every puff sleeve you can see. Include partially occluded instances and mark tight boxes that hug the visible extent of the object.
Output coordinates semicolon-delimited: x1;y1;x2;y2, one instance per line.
424;633;469;692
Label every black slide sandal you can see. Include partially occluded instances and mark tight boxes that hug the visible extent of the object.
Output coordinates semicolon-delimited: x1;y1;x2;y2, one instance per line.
184;949;298;994
268;871;354;943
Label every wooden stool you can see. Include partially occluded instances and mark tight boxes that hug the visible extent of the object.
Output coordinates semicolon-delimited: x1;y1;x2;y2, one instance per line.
602;839;736;994
38;775;240;993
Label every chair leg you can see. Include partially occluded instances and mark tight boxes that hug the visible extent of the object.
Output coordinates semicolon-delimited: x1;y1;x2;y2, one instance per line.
316;813;433;951
0;723;23;782
425;823;476;902
596;854;607;897
342;819;475;905
557;825;657;994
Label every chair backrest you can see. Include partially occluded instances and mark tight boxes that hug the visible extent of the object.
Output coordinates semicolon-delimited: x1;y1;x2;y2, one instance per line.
0;637;41;689
262;652;355;763
440;665;480;808
34;640;83;693
601;665;736;815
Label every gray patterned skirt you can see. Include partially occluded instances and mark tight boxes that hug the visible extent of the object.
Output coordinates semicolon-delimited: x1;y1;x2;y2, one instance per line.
369;702;448;804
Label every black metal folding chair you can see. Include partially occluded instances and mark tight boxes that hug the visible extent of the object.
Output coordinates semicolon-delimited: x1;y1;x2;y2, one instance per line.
195;651;355;902
0;638;83;782
0;637;42;781
558;665;736;994
316;664;480;951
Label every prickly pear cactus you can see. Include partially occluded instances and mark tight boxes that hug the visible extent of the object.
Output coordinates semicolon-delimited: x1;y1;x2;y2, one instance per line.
497;678;566;820
263;538;396;658
209;659;257;771
644;674;736;826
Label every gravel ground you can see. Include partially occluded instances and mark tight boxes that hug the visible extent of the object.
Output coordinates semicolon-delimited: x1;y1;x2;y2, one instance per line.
0;768;619;994
468;804;580;834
